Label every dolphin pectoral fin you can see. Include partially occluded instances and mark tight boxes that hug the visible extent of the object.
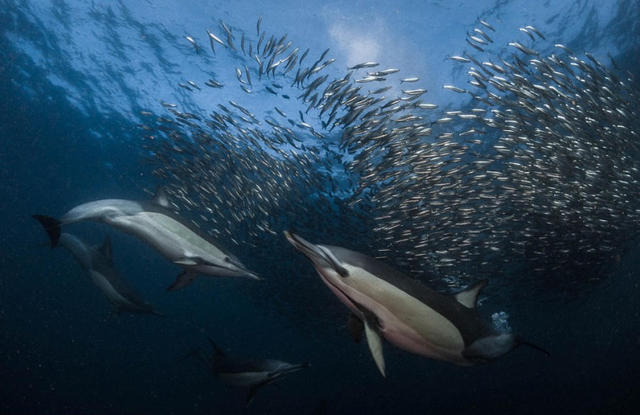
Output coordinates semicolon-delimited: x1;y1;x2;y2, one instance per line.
173;257;201;266
347;313;364;343
32;215;62;248
454;279;488;308
246;381;271;406
167;270;198;291
364;320;386;377
246;386;258;406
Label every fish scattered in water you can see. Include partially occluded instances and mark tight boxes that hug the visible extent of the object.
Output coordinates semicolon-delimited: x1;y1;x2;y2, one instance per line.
185;35;199;53
331;22;640;292
348;61;379;70
145;17;639;299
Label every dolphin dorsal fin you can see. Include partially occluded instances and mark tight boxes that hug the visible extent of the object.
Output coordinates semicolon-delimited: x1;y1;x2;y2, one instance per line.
99;236;113;263
454;279;488;308
208;337;226;357
152;187;170;208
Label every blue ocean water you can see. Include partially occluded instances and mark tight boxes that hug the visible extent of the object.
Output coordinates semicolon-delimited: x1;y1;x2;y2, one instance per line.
1;1;639;414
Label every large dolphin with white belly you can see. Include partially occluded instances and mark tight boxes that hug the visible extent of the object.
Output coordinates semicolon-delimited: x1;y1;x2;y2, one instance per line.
51;232;160;315
284;231;548;377
32;189;259;290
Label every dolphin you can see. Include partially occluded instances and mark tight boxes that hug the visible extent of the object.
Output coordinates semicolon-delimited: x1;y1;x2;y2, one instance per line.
32;189;260;290
284;231;548;377
55;232;160;315
186;338;309;405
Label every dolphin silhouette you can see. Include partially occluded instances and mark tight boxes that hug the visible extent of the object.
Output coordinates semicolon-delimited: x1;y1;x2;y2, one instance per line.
185;338;309;406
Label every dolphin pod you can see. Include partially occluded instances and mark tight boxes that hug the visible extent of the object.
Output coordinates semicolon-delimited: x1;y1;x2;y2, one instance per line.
57;232;160;315
33;188;260;291
284;231;549;376
33;191;547;404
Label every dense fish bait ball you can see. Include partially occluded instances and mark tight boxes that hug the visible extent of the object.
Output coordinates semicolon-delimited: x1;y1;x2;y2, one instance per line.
142;18;640;292
360;25;640;289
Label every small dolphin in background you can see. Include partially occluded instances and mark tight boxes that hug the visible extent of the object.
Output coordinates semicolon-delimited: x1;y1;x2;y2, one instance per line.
285;231;548;377
32;188;260;291
185;338;309;406
46;232;160;315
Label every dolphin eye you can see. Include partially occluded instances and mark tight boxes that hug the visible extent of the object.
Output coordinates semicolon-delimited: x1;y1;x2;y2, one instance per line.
317;246;349;277
224;257;230;263
336;265;349;278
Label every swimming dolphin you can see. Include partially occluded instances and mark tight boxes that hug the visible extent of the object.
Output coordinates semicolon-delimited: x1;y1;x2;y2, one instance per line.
55;232;160;315
186;338;309;405
32;189;260;290
284;231;548;377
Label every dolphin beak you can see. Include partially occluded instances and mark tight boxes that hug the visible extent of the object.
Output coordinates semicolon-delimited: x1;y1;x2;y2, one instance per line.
224;256;262;281
284;231;329;264
284;231;349;277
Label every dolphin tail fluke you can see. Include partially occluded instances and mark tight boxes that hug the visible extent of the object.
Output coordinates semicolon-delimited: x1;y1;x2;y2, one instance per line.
516;336;551;357
167;270;198;291
32;215;62;247
246;381;271;407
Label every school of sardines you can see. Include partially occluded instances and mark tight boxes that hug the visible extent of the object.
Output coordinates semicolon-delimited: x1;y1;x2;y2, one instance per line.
142;18;640;294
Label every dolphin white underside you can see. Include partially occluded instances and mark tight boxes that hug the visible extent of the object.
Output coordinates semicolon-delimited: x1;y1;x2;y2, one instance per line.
104;212;227;266
315;263;469;365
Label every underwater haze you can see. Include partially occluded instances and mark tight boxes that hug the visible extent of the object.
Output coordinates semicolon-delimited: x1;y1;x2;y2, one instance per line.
1;0;640;414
